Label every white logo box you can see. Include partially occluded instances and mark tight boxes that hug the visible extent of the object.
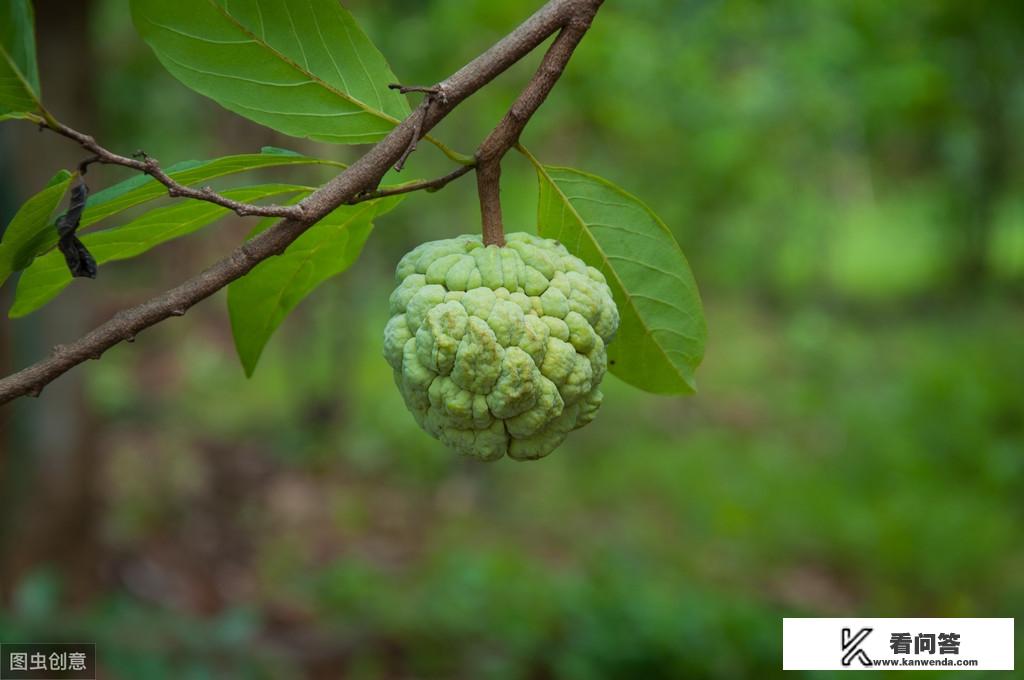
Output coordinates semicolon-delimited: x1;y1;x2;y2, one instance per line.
783;618;1014;671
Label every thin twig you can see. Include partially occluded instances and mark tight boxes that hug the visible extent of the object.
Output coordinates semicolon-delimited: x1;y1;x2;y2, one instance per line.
348;164;475;204
391;83;453;172
388;83;443;99
45;122;307;220
393;103;427;173
0;0;604;405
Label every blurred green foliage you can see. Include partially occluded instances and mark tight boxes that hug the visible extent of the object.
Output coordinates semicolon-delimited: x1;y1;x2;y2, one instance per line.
1;0;1022;677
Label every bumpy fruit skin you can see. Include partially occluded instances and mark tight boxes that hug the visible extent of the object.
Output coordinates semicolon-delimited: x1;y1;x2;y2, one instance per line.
384;232;619;461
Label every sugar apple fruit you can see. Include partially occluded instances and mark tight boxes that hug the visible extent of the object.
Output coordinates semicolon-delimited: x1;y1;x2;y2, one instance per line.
384;232;619;461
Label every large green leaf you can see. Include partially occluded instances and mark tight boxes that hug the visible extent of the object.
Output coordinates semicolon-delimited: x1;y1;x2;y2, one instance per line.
10;183;308;318
0;170;73;287
0;0;41;116
28;148;344;258
130;0;409;144
531;161;706;394
228;194;401;376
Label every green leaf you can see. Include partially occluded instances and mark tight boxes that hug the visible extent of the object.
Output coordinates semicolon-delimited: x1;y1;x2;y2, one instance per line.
0;110;41;123
228;194;400;376
27;149;345;260
129;0;410;144
10;183;308;318
0;0;41;116
258;145;306;157
530;160;706;394
0;170;73;287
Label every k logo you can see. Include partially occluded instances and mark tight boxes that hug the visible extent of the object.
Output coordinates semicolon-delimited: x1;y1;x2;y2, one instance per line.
842;627;873;667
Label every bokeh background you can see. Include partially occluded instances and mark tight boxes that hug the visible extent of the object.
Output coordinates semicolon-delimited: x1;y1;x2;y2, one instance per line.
1;0;1022;677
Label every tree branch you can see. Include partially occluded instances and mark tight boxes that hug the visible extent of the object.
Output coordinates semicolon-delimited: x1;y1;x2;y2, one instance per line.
472;12;599;246
0;0;604;405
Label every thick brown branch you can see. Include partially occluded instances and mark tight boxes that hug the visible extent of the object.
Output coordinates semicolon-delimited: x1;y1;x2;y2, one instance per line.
0;0;603;405
477;14;598;164
46;122;307;220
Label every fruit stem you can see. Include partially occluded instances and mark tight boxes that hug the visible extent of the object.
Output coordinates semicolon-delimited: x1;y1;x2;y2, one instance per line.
477;158;506;247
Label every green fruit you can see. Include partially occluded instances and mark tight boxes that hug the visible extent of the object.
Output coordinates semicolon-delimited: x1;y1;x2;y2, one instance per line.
384;232;619;461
